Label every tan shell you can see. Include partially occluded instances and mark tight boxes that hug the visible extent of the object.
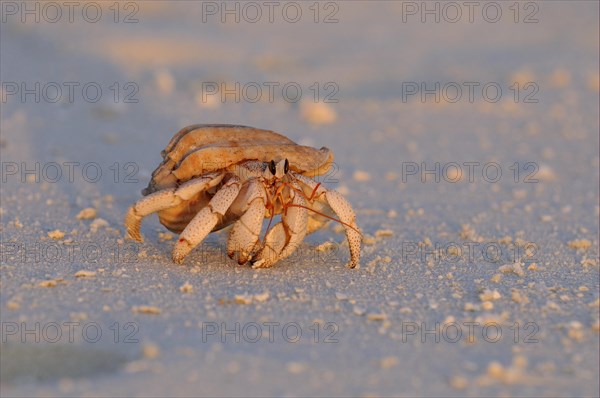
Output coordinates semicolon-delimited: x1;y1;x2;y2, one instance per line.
143;124;334;195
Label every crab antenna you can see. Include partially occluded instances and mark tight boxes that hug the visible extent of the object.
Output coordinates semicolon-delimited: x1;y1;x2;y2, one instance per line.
279;180;361;235
261;181;361;242
285;203;362;236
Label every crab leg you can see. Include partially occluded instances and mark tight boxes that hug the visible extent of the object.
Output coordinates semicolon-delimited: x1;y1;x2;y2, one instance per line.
227;179;267;264
172;174;241;264
292;173;361;268
252;183;308;268
125;172;224;242
303;198;334;235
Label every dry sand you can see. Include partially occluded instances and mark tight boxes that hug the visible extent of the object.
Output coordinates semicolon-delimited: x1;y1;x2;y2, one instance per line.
1;2;598;396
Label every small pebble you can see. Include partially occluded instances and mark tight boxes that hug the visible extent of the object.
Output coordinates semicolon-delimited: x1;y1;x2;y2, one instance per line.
253;291;270;302
286;362;307;374
367;313;387;321
449;375;468;390
234;294;253;304
74;270;96;278
353;170;371;182
353;306;366;316
76;208;97;220
132;305;161;315
142;342;161;359
300;101;337;125
179;282;193;293
375;229;394;237
47;230;65;239
335;292;349;301
90;218;109;233
568;239;591;250
380;356;399;369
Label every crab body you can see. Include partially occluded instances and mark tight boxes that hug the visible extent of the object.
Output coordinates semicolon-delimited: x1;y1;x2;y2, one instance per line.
125;124;361;268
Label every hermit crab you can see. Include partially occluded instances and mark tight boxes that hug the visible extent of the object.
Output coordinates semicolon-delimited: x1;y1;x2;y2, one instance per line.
125;124;361;268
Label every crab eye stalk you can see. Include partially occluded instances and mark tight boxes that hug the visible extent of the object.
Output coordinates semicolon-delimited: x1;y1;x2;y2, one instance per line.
269;160;277;175
284;159;289;174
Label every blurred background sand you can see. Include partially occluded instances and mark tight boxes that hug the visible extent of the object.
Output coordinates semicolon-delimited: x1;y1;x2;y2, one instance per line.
1;1;598;396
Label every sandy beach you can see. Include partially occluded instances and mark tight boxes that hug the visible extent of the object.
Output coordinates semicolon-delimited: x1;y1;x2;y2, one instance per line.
1;1;598;396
